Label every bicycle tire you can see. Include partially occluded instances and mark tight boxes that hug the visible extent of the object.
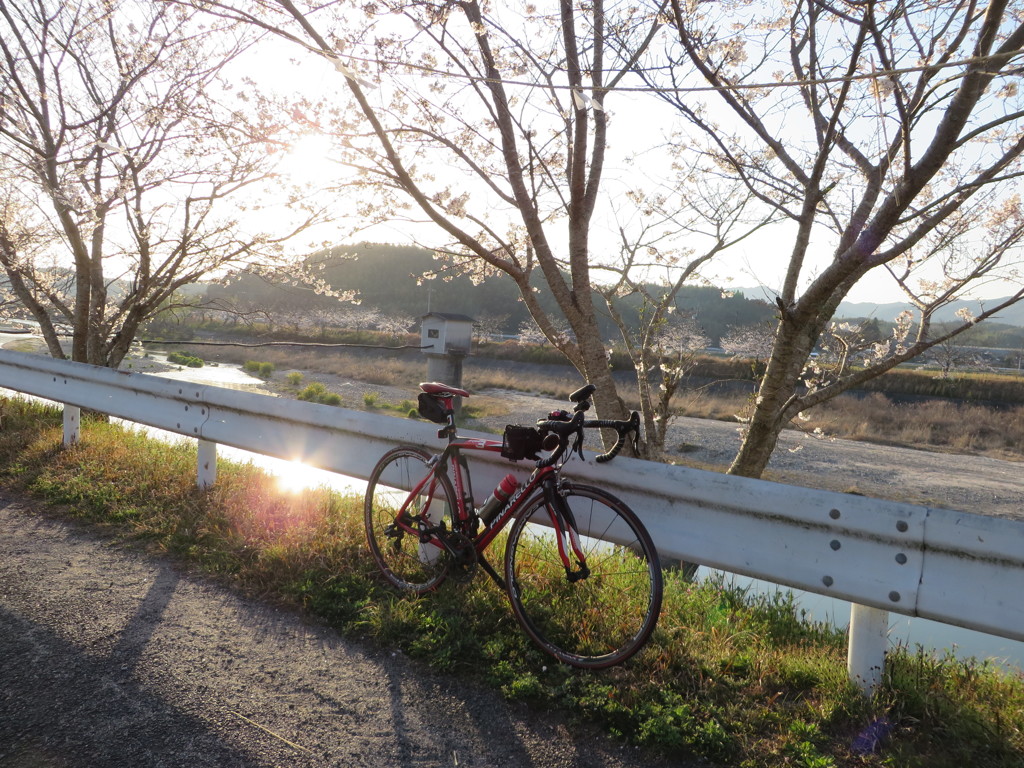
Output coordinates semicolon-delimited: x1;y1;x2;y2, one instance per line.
364;446;456;593
504;483;662;669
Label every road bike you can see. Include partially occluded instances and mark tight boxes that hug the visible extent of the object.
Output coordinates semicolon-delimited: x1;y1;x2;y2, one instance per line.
364;381;663;669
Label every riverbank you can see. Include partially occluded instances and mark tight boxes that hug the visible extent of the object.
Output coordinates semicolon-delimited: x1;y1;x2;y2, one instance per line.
4;331;1022;520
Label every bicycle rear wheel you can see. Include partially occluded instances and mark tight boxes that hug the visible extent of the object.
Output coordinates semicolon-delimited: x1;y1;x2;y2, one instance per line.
364;446;456;593
505;483;662;669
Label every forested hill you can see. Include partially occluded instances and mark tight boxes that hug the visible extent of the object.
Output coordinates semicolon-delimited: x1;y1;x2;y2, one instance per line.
204;242;776;345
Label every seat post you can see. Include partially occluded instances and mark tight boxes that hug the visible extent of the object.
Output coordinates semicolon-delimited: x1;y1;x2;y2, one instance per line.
439;406;457;440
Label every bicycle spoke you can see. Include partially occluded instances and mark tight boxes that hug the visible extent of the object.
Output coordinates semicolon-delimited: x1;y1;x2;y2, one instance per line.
505;484;662;668
365;447;455;593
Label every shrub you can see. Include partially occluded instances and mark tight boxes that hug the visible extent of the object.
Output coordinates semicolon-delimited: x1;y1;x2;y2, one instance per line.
167;351;203;368
297;382;328;401
286;372;304;387
243;360;276;379
296;382;342;406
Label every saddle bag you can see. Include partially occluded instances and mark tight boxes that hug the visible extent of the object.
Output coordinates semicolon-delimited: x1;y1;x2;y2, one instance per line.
417;392;449;424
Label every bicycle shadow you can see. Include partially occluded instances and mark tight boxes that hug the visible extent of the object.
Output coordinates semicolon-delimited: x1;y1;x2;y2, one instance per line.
108;562;180;676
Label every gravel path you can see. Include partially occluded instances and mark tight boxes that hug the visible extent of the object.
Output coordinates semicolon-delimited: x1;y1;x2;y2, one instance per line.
0;494;683;768
656;414;1024;522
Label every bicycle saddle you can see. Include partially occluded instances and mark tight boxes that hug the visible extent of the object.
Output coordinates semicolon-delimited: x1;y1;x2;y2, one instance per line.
419;382;470;398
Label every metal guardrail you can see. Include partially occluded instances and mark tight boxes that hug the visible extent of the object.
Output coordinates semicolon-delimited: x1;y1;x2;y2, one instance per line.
0;348;1021;692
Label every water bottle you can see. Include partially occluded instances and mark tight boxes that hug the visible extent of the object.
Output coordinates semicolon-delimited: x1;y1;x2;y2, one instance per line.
478;474;518;525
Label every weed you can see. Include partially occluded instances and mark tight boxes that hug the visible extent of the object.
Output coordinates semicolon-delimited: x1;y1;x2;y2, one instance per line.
243;360;275;379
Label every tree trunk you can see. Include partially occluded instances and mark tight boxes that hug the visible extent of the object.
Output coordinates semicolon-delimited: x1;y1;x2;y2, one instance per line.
728;318;815;478
571;309;629;444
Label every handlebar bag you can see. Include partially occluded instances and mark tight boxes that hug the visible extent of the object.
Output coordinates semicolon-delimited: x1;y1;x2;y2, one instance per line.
501;425;543;461
417;392;449;424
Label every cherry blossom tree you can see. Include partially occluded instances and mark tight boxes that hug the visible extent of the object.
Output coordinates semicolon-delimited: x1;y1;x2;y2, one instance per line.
642;0;1024;476
0;0;319;367
597;169;772;454
636;313;709;455
721;322;776;361
186;0;738;443
474;313;512;341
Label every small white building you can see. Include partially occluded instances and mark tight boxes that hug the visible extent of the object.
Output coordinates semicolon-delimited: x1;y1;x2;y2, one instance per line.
420;312;474;357
420;313;475;402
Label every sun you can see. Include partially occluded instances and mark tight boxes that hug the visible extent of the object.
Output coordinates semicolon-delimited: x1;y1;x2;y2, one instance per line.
276;458;330;494
274;133;340;189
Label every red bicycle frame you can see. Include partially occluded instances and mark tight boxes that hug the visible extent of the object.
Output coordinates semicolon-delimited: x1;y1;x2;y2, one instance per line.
388;435;590;579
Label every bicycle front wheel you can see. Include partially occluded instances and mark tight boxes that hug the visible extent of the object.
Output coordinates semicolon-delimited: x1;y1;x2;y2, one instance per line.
505;483;662;669
364;446;456;593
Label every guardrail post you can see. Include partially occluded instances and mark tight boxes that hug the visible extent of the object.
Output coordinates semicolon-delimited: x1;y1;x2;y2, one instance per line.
847;603;889;695
62;404;80;446
197;439;217;489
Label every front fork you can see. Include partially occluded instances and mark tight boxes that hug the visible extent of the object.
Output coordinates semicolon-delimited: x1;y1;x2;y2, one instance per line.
543;479;591;582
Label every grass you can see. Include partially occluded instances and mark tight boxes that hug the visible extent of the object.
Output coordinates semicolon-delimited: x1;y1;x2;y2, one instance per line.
296;381;343;406
806;393;1024;458
0;396;1020;767
242;359;275;379
206;344;585;403
681;389;1024;460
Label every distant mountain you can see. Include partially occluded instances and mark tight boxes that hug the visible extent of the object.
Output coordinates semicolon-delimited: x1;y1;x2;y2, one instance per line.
837;297;1024;327
200;244;777;344
734;286;1024;327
